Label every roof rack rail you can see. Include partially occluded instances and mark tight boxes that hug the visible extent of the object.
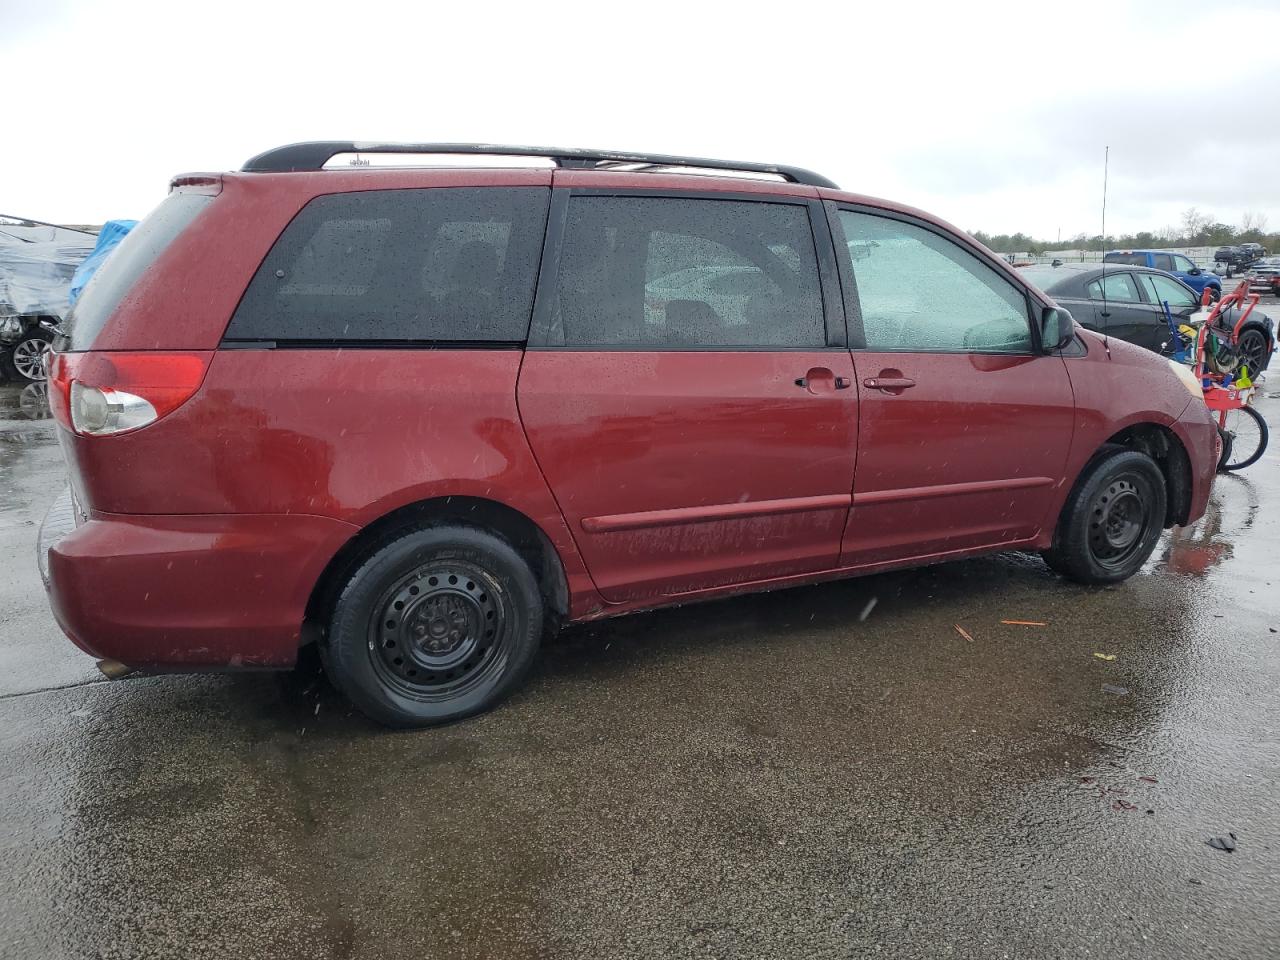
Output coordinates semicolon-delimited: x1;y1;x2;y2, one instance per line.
240;141;839;189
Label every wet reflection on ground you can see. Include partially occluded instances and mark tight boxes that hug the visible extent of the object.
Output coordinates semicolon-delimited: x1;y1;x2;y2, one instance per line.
0;385;1276;959
0;380;51;421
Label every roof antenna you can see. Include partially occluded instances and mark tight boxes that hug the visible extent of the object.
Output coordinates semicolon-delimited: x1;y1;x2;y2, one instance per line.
1100;145;1111;356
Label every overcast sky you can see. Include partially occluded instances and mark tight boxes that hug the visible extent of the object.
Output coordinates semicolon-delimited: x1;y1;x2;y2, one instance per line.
3;0;1278;239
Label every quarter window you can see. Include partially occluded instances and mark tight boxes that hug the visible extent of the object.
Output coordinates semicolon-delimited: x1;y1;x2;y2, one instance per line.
836;211;1032;353
1086;273;1140;302
551;196;825;348
226;187;549;342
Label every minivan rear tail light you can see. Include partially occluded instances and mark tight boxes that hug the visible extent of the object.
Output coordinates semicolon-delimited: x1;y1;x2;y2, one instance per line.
49;351;212;436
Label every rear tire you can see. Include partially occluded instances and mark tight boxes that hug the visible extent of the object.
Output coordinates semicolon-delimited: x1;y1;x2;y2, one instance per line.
1236;326;1270;374
1042;450;1167;585
321;525;543;727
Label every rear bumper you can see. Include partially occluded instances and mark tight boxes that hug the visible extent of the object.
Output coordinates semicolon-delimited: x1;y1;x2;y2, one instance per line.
41;495;357;669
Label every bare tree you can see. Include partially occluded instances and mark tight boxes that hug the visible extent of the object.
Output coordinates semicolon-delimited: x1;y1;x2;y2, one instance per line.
1180;207;1212;240
1241;211;1269;234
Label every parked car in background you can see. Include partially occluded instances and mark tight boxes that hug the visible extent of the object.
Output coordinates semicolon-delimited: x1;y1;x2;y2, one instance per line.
1215;245;1246;267
1215;244;1266;277
1020;262;1274;373
0;217;96;382
1247;256;1280;298
41;141;1220;728
0;315;59;382
1103;249;1222;301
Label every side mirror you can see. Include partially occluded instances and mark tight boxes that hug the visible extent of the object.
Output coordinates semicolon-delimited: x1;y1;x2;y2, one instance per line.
1188;267;1202;276
1041;306;1074;352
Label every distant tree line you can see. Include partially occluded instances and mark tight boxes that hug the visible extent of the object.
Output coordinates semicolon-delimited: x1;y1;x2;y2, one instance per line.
970;208;1275;255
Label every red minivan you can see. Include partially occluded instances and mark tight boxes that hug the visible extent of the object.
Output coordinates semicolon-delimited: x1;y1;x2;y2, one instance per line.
40;142;1219;726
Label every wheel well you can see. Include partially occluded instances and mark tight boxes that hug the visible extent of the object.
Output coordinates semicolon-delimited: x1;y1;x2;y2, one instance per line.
1102;423;1192;527
304;497;569;639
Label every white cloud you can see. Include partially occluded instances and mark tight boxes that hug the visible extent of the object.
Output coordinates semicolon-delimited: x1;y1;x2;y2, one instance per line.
2;0;1277;239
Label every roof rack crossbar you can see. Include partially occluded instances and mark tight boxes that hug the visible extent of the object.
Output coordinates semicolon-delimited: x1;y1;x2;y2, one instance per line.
240;142;838;188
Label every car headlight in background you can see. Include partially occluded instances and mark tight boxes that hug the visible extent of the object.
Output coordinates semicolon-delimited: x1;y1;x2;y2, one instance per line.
0;317;22;340
1167;358;1204;399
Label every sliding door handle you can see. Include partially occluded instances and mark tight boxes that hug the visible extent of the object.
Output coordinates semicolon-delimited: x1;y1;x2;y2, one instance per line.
863;377;916;391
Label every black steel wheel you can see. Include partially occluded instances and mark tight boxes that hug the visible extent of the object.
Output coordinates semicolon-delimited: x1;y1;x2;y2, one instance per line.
1236;326;1270;374
370;562;509;701
1085;475;1155;572
321;525;544;727
1042;449;1167;584
1220;405;1268;472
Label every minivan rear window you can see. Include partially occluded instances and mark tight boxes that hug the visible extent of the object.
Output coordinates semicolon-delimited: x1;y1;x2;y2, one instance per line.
63;192;212;350
225;187;549;344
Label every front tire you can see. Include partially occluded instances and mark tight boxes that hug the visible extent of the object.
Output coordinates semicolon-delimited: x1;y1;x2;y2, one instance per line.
1206;285;1221;304
321;525;544;727
1042;450;1167;585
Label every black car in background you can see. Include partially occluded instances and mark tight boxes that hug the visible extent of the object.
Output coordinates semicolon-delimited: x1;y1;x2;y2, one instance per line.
1215;245;1245;267
1215;244;1268;277
1020;262;1274;373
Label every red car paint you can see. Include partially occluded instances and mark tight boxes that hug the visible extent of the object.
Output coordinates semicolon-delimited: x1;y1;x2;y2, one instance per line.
42;164;1217;670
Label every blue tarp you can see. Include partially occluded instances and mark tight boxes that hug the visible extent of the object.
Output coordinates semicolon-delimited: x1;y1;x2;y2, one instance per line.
69;219;137;305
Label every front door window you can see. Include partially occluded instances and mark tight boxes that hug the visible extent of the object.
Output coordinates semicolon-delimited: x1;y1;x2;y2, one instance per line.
836;211;1032;353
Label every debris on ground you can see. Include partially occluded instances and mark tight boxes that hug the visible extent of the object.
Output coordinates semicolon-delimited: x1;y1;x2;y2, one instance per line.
1207;834;1237;852
1113;799;1137;811
954;624;974;642
1139;775;1158;783
1093;653;1117;662
859;597;878;622
1002;619;1048;626
1102;683;1130;696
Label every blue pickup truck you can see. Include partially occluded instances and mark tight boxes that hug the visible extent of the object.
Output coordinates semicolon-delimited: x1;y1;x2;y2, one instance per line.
1104;250;1222;301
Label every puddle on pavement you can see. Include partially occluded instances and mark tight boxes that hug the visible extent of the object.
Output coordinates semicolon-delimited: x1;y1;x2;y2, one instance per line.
0;382;54;443
0;381;51;419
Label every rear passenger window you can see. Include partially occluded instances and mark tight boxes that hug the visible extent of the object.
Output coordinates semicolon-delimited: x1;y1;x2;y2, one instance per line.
1086;273;1140;302
226;188;549;342
550;196;825;348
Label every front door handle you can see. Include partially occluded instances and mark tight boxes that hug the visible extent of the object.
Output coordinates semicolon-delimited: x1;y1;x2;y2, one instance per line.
863;376;916;391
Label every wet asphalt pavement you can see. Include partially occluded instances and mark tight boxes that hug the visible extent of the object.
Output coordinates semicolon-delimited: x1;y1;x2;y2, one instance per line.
1;378;1278;960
